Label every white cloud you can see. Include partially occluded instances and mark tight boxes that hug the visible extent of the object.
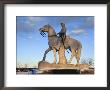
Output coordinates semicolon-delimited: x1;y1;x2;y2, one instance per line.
27;36;33;39
67;29;89;38
17;17;42;32
26;16;45;27
27;16;42;22
72;29;84;34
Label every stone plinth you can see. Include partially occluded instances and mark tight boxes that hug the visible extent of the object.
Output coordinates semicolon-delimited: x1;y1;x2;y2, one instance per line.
38;61;90;72
58;46;67;64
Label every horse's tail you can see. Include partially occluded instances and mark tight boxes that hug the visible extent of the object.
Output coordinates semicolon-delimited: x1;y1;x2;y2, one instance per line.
76;41;82;57
79;41;82;49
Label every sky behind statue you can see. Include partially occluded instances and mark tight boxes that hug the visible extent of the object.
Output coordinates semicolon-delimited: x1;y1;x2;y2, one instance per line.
16;16;94;68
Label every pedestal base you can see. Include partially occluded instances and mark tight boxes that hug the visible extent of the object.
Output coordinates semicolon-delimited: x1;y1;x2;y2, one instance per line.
38;61;93;74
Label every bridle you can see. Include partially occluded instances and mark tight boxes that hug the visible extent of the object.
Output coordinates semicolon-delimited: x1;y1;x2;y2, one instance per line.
40;31;46;37
48;35;57;37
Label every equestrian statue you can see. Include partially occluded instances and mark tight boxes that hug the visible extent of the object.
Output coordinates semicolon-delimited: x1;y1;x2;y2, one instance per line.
39;23;82;65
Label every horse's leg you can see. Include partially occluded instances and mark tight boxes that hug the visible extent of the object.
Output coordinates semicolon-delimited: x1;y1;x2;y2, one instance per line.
42;47;51;61
75;49;81;65
68;48;75;64
53;48;57;64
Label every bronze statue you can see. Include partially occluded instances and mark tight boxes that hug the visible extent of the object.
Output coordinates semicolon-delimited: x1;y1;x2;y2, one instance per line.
39;24;82;64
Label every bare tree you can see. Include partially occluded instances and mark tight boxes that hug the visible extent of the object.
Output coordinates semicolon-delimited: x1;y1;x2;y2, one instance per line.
81;58;88;64
24;64;28;68
81;58;94;68
17;62;21;68
88;58;94;68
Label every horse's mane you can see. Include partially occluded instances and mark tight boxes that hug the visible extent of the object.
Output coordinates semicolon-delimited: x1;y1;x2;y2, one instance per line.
48;25;55;30
48;25;56;35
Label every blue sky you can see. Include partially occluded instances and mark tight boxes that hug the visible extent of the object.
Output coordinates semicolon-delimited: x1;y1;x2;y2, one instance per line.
16;16;94;67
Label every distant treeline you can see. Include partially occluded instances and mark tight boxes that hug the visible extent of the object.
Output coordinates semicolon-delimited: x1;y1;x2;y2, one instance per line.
16;68;37;72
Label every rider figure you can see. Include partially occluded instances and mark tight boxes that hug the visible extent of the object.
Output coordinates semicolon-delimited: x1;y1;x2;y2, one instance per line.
57;22;66;46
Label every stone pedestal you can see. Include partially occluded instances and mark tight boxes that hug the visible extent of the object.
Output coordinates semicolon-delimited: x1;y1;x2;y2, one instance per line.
58;45;67;64
38;61;90;71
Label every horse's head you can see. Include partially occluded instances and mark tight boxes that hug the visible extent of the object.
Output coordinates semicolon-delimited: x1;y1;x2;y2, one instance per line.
39;25;50;37
39;24;50;32
39;24;56;37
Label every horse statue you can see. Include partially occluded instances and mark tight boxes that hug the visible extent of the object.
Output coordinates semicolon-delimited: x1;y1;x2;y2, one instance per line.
39;24;82;64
